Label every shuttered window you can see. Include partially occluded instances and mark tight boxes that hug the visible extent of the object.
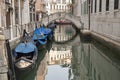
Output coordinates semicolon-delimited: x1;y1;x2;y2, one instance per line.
94;0;97;13
91;0;93;13
99;0;102;12
106;0;109;11
114;0;119;10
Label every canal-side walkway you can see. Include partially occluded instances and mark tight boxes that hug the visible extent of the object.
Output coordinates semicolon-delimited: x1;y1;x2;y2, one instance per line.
80;30;120;56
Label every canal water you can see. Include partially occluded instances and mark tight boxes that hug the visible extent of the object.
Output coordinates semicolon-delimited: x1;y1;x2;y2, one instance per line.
15;24;120;80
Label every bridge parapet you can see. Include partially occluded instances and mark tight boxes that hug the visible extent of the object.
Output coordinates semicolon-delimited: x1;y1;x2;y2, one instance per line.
41;12;83;29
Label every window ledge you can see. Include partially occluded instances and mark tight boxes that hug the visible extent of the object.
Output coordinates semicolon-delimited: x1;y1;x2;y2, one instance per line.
114;9;119;12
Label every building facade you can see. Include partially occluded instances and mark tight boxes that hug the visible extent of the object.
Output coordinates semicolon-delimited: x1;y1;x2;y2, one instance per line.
46;0;72;15
0;0;13;29
74;0;120;42
35;0;46;21
0;0;36;40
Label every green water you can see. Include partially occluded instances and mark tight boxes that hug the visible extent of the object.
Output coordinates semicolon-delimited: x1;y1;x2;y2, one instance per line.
15;24;120;80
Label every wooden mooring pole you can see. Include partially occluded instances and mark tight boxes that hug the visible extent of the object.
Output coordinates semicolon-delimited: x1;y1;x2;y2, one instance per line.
5;39;16;80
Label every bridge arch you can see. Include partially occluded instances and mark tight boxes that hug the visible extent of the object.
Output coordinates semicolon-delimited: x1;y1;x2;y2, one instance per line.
41;12;83;29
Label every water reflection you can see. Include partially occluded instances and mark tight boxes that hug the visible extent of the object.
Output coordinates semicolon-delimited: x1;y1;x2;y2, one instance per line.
71;39;120;80
54;24;76;43
45;65;69;80
15;24;120;80
48;46;72;65
45;45;72;80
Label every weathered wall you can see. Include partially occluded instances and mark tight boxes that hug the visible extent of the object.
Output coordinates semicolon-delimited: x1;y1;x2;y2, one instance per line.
75;0;120;42
22;0;30;24
0;35;8;80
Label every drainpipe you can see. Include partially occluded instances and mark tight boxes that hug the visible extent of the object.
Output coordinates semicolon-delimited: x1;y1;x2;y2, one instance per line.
88;0;90;30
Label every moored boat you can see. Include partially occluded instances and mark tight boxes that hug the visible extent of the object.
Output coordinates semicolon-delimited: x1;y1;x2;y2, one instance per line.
32;26;53;47
32;27;48;45
13;30;38;70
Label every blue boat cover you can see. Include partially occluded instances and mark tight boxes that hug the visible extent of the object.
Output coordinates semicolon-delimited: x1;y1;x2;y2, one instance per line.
32;27;51;40
38;39;47;45
39;27;51;35
15;42;37;54
32;28;45;40
32;28;48;45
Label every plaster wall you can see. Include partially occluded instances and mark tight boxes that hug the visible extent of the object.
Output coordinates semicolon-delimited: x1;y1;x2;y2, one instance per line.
78;0;120;42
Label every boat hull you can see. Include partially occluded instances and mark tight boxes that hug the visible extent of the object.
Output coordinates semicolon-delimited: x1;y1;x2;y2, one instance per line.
14;58;35;70
13;42;38;70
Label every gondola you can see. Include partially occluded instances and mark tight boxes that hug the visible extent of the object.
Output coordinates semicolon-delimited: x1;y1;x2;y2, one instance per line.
32;27;48;45
32;26;53;48
13;30;38;70
40;26;53;40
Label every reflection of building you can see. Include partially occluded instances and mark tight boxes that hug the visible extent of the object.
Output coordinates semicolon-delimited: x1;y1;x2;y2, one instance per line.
72;42;120;80
48;46;72;65
46;0;72;15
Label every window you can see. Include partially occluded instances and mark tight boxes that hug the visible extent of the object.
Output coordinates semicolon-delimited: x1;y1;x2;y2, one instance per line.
30;13;32;22
99;0;102;12
51;5;52;9
6;10;11;28
62;0;66;4
114;0;119;10
57;0;61;3
91;0;93;13
33;14;35;21
83;1;88;14
54;5;55;9
106;0;109;11
57;5;58;10
94;0;97;13
81;4;84;15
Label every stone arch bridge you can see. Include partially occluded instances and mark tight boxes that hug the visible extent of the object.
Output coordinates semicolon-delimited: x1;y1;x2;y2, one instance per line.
41;12;83;29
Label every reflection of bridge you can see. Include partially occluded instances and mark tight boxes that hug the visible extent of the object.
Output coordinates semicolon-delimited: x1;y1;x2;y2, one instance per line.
41;12;83;29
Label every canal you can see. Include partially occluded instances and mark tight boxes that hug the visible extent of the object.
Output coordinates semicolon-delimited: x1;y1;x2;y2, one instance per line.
15;24;120;80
